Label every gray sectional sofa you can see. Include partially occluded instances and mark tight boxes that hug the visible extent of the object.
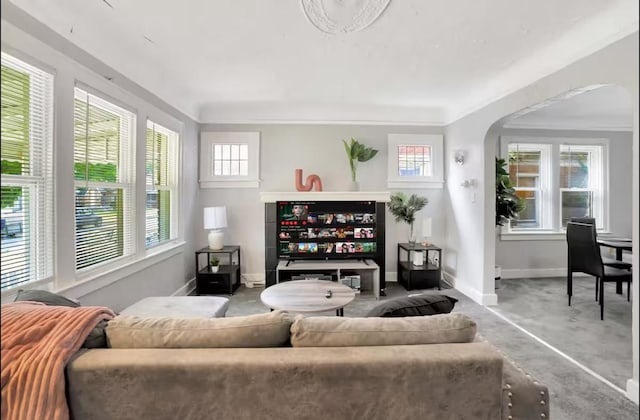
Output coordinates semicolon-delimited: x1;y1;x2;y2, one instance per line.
66;311;549;420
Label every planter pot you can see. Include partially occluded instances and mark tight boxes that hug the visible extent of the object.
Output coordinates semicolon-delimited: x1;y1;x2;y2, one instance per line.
494;265;502;289
210;266;219;273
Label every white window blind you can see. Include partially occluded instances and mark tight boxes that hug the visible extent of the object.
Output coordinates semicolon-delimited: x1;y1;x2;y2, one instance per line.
146;121;178;248
74;87;135;271
1;52;54;291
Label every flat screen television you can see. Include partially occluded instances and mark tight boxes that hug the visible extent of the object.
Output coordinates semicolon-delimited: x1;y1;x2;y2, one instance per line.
277;201;377;260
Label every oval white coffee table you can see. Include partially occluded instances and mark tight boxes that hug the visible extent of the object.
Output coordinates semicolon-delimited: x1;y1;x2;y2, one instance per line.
260;279;356;316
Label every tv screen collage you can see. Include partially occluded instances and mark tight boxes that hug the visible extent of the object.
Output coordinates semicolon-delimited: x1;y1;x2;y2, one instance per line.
277;202;377;257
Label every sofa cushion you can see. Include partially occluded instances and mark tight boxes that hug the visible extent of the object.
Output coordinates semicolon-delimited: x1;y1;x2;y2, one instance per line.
290;312;477;347
14;289;107;348
365;294;458;317
106;310;292;348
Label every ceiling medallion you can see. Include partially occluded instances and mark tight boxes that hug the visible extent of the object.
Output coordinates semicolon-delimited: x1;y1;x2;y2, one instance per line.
301;0;392;34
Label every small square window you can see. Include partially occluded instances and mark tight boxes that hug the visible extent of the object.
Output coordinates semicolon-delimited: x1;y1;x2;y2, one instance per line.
387;134;443;189
200;132;260;188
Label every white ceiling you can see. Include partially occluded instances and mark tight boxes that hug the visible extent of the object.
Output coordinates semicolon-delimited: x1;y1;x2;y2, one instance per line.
8;0;639;124
505;85;634;131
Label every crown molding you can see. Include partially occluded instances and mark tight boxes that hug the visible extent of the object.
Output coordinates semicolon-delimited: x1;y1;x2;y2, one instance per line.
503;121;633;132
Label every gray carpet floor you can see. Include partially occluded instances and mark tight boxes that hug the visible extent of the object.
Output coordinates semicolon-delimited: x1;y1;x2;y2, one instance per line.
226;282;639;420
494;277;633;389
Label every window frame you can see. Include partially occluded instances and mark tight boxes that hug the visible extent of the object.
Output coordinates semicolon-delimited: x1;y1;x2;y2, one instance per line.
387;134;444;189
0;51;55;292
199;131;260;189
72;85;137;275
500;136;609;237
558;144;605;229
506;143;553;231
145;120;180;249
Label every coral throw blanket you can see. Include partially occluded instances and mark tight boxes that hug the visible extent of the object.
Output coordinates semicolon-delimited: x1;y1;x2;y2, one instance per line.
1;301;115;420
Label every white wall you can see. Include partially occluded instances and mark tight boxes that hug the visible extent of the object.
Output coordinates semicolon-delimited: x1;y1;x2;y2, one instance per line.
198;124;445;283
444;32;638;400
496;129;633;275
1;6;200;309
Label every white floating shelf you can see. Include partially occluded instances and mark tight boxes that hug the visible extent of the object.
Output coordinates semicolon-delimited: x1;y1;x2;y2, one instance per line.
259;191;391;203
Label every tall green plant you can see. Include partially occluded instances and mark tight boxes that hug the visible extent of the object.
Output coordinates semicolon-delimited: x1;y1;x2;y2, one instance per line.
342;138;378;182
387;192;428;242
495;157;525;226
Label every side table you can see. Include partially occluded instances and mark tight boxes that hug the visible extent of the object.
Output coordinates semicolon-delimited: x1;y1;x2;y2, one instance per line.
397;243;442;290
195;246;241;295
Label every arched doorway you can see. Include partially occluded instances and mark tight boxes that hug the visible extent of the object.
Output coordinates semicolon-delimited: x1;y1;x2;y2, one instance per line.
482;84;636;397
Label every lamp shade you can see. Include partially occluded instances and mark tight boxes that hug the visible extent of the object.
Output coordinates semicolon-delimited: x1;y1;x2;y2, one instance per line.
204;207;227;230
422;217;432;238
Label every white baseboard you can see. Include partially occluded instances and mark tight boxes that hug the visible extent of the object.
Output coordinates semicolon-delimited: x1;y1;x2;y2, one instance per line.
627;379;639;404
242;273;265;288
172;278;196;296
442;270;497;306
501;268;589;279
385;272;397;283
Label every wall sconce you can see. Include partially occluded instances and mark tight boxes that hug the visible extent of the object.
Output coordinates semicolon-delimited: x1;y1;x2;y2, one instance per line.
454;150;466;166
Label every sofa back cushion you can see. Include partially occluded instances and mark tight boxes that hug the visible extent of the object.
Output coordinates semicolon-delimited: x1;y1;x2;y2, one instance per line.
290;312;476;347
106;310;292;348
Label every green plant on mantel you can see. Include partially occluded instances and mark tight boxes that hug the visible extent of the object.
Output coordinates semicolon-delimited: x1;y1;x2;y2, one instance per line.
342;138;378;183
387;192;428;244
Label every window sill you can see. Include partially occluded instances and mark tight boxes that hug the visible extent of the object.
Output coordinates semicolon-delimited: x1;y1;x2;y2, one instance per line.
55;241;186;299
199;179;260;189
500;232;565;241
501;230;614;241
387;180;444;189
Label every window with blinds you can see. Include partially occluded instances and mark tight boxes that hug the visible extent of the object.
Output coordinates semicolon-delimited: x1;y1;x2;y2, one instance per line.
1;52;54;291
74;87;135;270
508;144;551;229
559;145;603;228
146;121;178;248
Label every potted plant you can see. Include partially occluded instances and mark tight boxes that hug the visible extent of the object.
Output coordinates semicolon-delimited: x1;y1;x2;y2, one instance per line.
342;138;378;191
209;256;220;273
495;157;525;288
387;192;428;244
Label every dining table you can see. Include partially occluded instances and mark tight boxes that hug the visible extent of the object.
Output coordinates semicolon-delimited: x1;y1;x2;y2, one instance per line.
597;237;632;294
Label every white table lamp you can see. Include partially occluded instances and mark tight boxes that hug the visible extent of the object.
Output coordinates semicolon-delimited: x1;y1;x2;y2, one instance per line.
204;206;227;250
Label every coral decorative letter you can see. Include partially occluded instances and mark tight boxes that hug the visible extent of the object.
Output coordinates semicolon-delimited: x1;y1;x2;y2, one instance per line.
295;169;323;192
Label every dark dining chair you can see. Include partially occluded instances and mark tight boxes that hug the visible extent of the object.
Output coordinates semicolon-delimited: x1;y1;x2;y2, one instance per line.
569;217;631;271
566;222;632;320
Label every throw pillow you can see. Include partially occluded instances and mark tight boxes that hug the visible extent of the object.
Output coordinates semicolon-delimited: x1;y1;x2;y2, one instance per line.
106;310;293;348
14;289;80;308
290;312;477;347
365;294;458;317
14;289;108;348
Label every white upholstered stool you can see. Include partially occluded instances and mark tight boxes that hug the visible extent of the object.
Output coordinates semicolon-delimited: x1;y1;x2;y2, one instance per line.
120;296;230;318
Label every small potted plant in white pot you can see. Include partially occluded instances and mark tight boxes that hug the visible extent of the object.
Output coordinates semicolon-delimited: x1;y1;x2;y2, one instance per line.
209;256;220;273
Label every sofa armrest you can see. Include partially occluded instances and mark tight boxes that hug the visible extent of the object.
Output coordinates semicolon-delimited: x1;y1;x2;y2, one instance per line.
501;355;550;420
